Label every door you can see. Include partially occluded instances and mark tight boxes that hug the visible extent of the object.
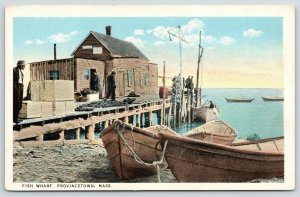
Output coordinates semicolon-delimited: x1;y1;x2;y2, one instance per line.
118;71;125;97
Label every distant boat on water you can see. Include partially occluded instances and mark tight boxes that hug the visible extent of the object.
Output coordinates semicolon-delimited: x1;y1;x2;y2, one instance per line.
184;120;237;145
262;96;284;101
158;133;284;182
225;97;255;103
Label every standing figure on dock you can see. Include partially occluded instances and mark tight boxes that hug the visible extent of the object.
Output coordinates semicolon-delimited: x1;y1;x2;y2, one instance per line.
106;71;116;101
90;70;102;98
13;60;26;124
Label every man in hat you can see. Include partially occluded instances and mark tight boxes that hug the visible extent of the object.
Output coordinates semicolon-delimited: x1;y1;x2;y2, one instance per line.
13;60;26;123
106;71;116;101
90;70;102;98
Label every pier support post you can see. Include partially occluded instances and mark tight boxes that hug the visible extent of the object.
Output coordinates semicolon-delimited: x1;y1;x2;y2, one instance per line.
87;124;95;142
124;116;129;124
75;128;80;140
59;130;65;140
136;113;141;127
104;121;108;128
36;135;44;141
149;111;153;126
167;107;171;127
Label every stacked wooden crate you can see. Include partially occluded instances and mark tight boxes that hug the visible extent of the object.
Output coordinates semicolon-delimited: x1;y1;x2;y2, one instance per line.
20;80;75;119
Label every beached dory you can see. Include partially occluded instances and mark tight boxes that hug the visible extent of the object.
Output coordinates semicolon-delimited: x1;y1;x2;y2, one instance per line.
158;133;283;182
100;120;176;180
183;120;237;145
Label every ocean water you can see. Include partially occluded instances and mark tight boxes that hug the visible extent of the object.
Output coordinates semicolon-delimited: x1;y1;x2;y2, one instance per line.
173;88;284;140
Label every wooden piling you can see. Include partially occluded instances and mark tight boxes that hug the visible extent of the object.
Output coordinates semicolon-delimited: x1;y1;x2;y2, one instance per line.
87;124;95;142
167;107;171;127
149;111;153;126
36;135;44;141
59;130;65;140
136;113;141;127
124;116;129;124
75;128;80;140
162;61;166;125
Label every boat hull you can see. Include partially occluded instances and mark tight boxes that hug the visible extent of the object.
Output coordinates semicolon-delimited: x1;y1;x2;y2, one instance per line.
184;120;237;145
101;121;175;179
225;98;255;103
159;134;284;182
262;97;284;101
192;107;218;122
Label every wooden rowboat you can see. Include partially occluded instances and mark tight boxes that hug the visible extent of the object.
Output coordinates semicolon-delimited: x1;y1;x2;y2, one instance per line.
100;120;177;180
262;96;284;101
225;97;255;103
183;120;237;145
158;133;283;182
192;106;219;122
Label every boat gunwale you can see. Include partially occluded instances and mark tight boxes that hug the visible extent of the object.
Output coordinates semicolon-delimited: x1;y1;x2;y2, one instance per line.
184;120;237;138
158;133;284;156
100;121;161;139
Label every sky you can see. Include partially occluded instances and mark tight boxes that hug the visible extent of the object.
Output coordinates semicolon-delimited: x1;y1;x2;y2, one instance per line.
13;17;283;88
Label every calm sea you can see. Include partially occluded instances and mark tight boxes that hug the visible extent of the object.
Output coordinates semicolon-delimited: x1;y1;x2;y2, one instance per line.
173;88;284;140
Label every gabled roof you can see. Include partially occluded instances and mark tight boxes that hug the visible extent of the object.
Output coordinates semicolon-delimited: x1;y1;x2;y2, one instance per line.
71;31;149;61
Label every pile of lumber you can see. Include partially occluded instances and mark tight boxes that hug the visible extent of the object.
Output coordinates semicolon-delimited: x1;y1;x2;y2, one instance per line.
20;80;75;118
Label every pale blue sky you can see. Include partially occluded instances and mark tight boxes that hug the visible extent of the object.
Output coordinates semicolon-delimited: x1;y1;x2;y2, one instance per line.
13;17;283;87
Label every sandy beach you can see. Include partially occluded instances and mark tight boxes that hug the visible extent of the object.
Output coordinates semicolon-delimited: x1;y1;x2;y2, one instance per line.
13;143;176;183
13;143;283;184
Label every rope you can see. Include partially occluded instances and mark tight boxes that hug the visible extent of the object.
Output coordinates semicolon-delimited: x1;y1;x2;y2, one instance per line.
115;122;169;182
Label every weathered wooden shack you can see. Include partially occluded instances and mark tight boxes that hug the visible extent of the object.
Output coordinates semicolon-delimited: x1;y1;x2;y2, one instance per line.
29;26;158;97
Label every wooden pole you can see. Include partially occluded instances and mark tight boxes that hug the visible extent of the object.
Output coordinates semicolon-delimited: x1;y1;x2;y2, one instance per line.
187;89;190;124
136;113;140;127
75;128;80;140
167;106;171;127
87;124;95;142
59;130;65;140
124;116;129;124
149;111;153;126
162;61;166;125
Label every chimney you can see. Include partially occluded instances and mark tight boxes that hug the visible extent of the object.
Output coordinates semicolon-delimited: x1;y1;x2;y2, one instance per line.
54;43;57;60
105;26;111;36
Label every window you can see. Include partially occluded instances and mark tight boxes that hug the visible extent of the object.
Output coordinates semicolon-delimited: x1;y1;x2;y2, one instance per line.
127;70;133;87
84;69;90;80
49;71;59;80
82;45;93;49
93;47;103;54
142;73;148;85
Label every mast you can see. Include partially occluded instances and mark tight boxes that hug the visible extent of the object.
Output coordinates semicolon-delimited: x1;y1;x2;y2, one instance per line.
196;31;204;107
167;25;188;88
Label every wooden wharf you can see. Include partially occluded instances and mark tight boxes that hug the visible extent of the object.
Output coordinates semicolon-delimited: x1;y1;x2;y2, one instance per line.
13;98;172;148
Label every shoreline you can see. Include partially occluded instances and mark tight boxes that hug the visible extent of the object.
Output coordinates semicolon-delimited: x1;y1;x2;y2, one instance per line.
13;143;283;183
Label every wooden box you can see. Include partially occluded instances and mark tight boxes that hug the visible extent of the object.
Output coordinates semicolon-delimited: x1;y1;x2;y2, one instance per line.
52;101;66;116
86;93;99;102
19;101;41;119
40;102;53;118
40;80;74;101
65;101;75;114
30;81;41;101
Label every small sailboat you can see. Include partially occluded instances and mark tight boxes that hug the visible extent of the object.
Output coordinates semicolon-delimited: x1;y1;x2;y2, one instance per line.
225;97;255;103
192;31;219;122
158;133;284;182
262;96;284;101
100;120;177;180
183;120;237;145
